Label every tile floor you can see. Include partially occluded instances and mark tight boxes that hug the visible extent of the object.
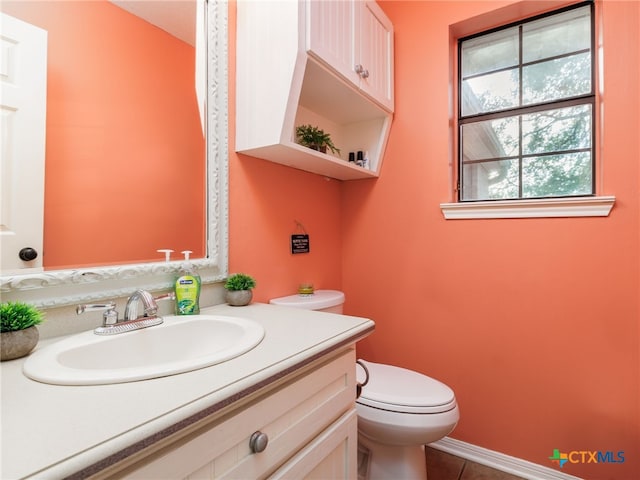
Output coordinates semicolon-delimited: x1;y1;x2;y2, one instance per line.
425;447;527;480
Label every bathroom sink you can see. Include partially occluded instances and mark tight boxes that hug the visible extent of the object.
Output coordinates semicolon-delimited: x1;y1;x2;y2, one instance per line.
22;315;265;385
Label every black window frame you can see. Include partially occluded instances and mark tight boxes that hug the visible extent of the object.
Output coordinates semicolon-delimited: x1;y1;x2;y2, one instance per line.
457;1;596;202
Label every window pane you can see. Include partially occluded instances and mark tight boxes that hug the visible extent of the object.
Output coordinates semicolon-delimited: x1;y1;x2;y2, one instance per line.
462;27;518;77
462;116;519;161
523;152;592;197
462;159;519;200
458;4;594;202
523;6;591;63
523;53;591;104
522;105;592;155
462;69;519;116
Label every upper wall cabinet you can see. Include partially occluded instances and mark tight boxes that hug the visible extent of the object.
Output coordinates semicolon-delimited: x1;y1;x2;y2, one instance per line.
236;0;394;180
307;0;394;111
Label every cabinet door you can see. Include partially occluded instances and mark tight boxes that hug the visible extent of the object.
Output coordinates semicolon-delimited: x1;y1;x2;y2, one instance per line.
358;1;394;111
306;0;360;87
269;409;358;480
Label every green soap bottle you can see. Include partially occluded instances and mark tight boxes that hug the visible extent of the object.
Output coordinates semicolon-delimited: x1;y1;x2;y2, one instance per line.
174;250;201;315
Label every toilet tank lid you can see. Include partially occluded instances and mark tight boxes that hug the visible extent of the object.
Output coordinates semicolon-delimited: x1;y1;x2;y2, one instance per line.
269;290;345;310
356;360;456;413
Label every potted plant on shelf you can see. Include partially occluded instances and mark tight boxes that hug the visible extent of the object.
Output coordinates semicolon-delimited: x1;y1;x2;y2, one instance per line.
224;273;257;306
1;302;44;361
295;124;341;156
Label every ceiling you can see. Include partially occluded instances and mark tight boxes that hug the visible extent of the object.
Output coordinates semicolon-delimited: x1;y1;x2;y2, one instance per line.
109;0;196;46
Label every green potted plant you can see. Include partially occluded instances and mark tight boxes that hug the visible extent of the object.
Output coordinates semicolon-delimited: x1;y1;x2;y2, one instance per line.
295;124;341;156
224;273;257;306
1;302;44;361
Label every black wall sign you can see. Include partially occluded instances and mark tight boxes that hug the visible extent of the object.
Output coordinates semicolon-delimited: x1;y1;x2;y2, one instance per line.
291;234;310;254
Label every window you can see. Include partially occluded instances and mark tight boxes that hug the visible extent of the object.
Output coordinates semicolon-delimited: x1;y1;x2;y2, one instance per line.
458;2;594;202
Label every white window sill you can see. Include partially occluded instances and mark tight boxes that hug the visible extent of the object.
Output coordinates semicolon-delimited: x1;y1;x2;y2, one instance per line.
440;196;616;219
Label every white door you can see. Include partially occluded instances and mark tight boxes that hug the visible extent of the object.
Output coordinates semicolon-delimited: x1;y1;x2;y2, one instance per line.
0;13;47;273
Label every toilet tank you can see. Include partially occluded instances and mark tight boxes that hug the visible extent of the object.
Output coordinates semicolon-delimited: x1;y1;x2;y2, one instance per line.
269;290;345;314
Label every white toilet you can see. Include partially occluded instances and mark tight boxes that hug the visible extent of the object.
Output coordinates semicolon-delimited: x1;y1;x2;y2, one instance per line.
269;290;459;480
356;360;459;479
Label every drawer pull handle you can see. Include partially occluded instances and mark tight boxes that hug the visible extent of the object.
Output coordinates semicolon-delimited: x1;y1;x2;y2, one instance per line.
250;431;269;453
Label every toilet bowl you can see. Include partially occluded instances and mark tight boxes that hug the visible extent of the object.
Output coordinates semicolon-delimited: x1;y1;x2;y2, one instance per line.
356;360;459;479
269;290;459;480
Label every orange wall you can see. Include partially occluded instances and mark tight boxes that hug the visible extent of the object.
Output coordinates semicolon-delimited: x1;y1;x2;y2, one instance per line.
227;3;343;301
2;1;205;268
228;0;638;476
340;1;639;479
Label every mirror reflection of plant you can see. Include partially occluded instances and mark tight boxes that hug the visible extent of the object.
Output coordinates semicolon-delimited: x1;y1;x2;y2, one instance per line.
0;302;44;333
295;124;341;156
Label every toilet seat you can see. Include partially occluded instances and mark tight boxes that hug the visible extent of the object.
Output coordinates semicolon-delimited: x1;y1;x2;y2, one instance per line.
356;360;457;414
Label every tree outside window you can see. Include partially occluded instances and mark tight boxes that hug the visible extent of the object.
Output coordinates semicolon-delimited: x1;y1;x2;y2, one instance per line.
458;2;595;201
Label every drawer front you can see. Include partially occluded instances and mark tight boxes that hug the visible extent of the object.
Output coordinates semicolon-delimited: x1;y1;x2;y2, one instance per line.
120;348;356;479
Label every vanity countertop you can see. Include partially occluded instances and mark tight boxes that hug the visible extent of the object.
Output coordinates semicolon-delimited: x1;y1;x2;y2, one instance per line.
0;303;374;479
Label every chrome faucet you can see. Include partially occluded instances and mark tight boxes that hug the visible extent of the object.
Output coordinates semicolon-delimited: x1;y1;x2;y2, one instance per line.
78;289;169;335
124;289;159;321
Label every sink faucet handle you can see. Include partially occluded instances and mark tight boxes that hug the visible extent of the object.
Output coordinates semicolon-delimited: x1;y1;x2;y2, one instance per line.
76;302;116;314
76;302;119;326
154;292;175;302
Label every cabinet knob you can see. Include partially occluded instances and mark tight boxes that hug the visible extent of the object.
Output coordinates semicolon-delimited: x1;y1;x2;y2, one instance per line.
354;64;369;79
249;431;269;453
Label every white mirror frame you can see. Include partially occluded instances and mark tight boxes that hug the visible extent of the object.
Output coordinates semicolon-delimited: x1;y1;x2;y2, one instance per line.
0;0;228;308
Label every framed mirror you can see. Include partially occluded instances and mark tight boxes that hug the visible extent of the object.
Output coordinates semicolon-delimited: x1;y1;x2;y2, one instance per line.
0;0;228;308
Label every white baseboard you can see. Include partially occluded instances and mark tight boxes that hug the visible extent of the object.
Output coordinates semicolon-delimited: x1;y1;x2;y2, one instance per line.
429;437;584;480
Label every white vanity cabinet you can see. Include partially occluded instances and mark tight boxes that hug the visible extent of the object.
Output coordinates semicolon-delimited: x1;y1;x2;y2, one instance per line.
96;349;358;479
307;0;394;112
236;0;394;181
